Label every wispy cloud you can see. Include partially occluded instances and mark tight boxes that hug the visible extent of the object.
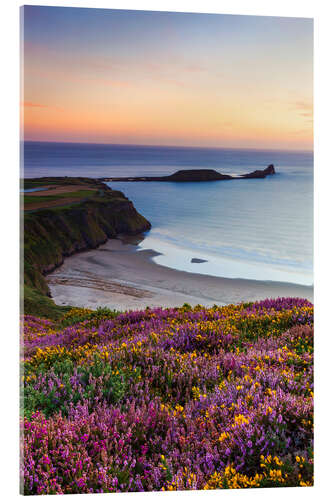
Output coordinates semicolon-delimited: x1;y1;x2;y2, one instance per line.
22;101;48;108
87;78;131;88
292;100;313;116
293;128;313;135
293;100;312;111
288;100;313;124
22;100;64;112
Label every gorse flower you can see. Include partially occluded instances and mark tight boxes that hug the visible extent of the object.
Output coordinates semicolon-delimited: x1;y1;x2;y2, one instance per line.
21;298;313;494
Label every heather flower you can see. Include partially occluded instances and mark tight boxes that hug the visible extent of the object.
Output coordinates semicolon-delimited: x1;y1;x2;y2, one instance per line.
21;298;313;493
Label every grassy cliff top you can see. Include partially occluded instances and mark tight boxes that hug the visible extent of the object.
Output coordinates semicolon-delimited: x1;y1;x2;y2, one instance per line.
22;177;121;212
23;176;106;189
22;177;151;318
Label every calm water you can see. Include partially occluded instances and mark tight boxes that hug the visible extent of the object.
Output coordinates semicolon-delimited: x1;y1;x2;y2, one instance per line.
23;141;313;285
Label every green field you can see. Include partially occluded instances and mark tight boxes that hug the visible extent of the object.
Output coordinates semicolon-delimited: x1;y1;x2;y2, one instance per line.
23;189;99;205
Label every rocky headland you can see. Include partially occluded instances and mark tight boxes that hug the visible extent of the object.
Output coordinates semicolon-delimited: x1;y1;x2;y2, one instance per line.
240;164;276;179
101;164;276;182
23;177;151;317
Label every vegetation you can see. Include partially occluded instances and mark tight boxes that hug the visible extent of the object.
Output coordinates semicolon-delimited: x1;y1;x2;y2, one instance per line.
22;177;151;318
21;298;313;493
22;285;71;321
23;177;107;190
24;189;99;205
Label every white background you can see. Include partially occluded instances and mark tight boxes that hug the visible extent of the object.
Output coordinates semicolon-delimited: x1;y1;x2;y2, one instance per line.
0;0;331;498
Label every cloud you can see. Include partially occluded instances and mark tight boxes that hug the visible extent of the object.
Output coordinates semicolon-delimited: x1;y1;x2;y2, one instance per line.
293;100;312;111
89;78;131;88
22;100;64;112
288;100;313;122
292;100;313;115
22;101;48;108
293;128;313;135
264;99;313;116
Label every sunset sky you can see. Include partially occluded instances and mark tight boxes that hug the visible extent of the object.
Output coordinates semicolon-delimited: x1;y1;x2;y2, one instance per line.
22;6;313;150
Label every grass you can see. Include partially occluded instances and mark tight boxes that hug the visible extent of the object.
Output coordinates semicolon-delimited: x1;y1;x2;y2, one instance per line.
23;180;63;190
23;285;72;320
23;189;99;205
22;177;151;318
23;177;103;190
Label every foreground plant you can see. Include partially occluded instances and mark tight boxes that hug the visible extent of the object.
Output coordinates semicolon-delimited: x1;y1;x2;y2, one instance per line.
21;298;313;494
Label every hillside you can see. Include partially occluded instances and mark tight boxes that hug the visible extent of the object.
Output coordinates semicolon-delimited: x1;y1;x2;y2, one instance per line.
21;298;313;494
22;178;151;317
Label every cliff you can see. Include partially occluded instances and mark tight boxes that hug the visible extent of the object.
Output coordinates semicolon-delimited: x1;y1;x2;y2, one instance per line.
23;178;151;313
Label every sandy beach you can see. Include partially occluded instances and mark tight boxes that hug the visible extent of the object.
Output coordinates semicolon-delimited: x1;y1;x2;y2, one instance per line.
47;237;313;311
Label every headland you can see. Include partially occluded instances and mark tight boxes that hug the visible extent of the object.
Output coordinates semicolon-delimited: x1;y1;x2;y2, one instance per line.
101;165;276;182
22;177;151;317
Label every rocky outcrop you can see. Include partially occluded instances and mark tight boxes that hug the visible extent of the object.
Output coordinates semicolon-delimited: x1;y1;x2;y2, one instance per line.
102;169;232;182
163;169;233;182
102;165;276;182
240;164;276;179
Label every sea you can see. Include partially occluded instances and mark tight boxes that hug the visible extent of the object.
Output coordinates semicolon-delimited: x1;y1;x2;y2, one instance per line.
23;141;313;286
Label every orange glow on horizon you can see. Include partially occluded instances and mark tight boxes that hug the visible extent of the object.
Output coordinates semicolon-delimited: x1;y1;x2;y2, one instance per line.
23;95;313;151
22;8;313;151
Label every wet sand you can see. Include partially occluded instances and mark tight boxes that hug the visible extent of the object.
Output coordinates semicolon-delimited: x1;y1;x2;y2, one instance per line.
46;237;313;311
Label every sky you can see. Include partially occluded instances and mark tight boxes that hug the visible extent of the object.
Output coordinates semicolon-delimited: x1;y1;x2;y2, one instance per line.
22;6;313;150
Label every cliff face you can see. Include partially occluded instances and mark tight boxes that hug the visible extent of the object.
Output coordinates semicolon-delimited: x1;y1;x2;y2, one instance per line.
23;182;151;296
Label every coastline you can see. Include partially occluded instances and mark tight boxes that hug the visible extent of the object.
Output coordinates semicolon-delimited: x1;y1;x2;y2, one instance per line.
47;236;313;311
